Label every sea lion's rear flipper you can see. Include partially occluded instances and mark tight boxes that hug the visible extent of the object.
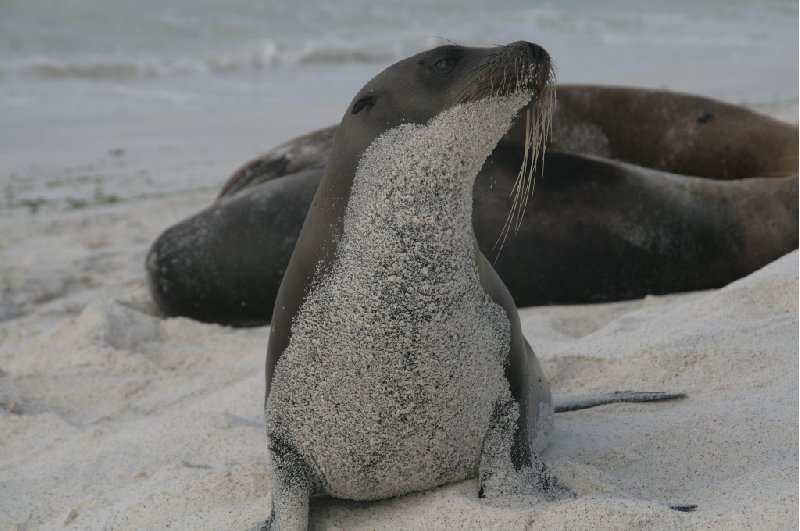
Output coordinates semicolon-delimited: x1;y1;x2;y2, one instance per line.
553;391;687;413
477;399;573;500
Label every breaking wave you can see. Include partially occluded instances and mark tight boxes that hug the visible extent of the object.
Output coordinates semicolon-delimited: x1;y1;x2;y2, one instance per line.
0;40;409;82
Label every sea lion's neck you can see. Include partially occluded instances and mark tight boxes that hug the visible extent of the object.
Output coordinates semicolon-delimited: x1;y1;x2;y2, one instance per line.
339;95;533;257
343;123;475;252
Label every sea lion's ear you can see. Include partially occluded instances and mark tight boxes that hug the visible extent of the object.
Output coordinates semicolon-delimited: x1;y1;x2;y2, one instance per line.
352;95;375;115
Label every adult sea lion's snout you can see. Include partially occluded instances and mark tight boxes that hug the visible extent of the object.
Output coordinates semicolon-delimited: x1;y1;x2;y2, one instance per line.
452;41;554;106
512;40;549;62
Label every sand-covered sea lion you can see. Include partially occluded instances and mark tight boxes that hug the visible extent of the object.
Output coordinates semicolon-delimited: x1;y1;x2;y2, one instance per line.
259;42;686;530
146;85;798;326
263;40;560;530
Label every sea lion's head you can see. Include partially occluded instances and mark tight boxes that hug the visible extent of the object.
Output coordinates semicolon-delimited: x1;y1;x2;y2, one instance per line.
319;41;555;259
329;42;554;241
336;41;554;154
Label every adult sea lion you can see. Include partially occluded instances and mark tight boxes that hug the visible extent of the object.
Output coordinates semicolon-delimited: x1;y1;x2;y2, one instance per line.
146;85;798;325
260;42;685;530
221;85;798;196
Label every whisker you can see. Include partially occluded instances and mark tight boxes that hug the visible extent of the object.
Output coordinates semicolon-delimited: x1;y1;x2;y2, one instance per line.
490;67;556;264
430;36;461;46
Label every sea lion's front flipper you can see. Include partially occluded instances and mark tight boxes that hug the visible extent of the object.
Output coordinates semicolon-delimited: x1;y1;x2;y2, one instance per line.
477;398;572;500
263;440;316;531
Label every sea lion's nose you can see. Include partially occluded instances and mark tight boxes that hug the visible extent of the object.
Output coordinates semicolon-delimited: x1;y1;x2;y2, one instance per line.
510;41;549;61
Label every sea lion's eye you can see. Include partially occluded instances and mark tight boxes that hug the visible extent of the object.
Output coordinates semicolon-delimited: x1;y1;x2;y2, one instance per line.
351;95;375;114
434;57;458;71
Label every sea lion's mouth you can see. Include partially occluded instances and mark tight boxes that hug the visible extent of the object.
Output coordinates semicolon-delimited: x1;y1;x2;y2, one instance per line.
455;41;554;105
456;41;555;259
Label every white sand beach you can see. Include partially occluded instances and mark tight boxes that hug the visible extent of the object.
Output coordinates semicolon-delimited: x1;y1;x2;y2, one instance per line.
1;194;797;529
1;1;798;529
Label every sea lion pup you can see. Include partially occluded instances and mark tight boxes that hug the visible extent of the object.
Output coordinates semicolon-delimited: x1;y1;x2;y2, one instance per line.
260;42;684;530
263;41;559;530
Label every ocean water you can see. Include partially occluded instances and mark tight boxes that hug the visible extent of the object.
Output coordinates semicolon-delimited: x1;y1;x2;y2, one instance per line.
0;0;796;217
1;0;797;119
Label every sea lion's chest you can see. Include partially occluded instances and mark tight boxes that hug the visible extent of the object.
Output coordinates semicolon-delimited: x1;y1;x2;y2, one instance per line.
267;231;512;499
266;120;517;499
267;237;510;499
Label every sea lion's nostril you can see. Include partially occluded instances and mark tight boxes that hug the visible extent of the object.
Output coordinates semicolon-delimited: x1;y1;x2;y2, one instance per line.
527;42;548;61
508;41;548;61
